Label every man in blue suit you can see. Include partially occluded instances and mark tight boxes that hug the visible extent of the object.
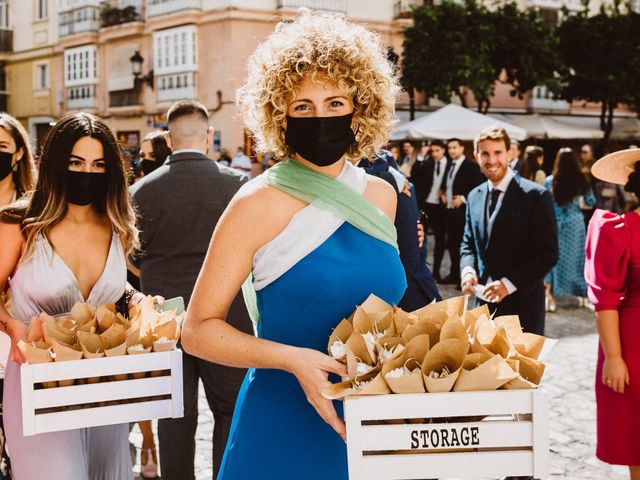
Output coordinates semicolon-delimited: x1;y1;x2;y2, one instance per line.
460;127;558;335
359;151;441;310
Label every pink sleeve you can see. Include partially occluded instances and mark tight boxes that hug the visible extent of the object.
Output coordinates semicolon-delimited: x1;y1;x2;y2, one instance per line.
585;210;631;311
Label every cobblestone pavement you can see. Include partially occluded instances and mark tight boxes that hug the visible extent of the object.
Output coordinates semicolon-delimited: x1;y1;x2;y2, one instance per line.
131;286;629;480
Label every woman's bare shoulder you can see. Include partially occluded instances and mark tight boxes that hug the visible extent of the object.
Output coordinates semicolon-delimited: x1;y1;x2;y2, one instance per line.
363;173;397;221
221;177;308;250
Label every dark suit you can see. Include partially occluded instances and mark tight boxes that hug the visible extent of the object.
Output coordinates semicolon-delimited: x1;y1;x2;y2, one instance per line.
444;158;485;281
360;153;441;309
460;175;558;334
412;157;451;278
130;151;254;479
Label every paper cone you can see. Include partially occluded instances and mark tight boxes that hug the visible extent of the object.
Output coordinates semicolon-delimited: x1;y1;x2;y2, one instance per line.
50;339;83;387
503;354;545;389
57;316;77;333
152;318;180;342
463;305;490;334
486;328;514;359
327;319;354;362
152;338;177;352
100;323;127;349
422;338;469;393
401;319;440;348
70;302;95;325
453;354;518;392
359;294;393;315
412;295;466;329
440;314;468;342
18;341;57;388
42;315;75;345
382;335;429;394
76;318;98;333
512;333;546;360
346;332;376;366
96;305;117;332
375;337;405;364
77;331;106;383
393;308;418;333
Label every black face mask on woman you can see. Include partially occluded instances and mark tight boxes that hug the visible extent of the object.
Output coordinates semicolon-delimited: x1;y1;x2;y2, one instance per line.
140;159;159;176
0;151;14;181
66;170;107;206
285;114;356;167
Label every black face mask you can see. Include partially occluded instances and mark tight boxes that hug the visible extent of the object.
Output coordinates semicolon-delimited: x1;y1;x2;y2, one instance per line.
285;114;356;167
0;151;14;181
66;171;107;206
141;159;158;176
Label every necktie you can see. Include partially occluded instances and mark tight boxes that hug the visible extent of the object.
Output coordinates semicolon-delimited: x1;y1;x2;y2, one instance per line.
488;188;501;218
436;161;440;175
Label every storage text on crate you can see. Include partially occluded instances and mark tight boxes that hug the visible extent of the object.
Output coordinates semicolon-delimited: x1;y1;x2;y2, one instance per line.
410;425;480;450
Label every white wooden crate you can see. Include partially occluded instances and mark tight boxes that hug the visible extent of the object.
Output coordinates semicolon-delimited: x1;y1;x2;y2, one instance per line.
345;390;548;480
21;349;183;436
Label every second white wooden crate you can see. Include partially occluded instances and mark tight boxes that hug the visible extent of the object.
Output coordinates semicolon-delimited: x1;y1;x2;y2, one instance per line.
21;349;183;436
345;389;548;480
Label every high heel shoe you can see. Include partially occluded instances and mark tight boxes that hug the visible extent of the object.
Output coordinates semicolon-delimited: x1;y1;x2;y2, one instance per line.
140;447;158;479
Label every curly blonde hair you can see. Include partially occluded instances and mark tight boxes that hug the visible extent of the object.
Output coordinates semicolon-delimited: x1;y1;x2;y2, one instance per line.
236;10;400;161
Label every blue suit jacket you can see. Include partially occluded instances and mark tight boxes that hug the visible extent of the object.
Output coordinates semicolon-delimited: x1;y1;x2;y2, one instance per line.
360;153;441;309
460;174;558;333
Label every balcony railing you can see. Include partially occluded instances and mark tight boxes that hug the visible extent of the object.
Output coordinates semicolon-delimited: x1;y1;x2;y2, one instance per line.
394;0;423;18
100;4;142;27
156;72;196;103
277;0;347;12
146;0;201;18
0;29;11;52
530;86;570;113
109;89;140;107
67;85;97;110
59;6;101;36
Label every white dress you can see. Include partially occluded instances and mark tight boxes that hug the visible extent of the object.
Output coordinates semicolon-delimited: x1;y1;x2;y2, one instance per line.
3;232;133;480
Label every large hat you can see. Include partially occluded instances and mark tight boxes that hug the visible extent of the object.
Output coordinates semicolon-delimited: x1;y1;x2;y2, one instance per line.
591;148;640;185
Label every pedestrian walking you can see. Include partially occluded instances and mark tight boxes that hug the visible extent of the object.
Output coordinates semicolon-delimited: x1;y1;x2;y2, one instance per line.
585;148;640;478
544;148;596;311
230;146;252;175
460;126;558;335
130;101;253;480
443;138;484;285
520;145;546;186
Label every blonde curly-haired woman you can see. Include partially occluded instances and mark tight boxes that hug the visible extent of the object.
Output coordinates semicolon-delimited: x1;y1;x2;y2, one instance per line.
182;11;406;479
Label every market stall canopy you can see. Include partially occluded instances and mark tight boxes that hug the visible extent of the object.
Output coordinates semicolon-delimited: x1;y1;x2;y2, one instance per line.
390;104;527;142
488;113;604;140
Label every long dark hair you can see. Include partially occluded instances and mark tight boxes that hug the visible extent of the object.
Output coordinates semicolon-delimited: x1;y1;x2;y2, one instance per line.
0;113;138;257
520;145;544;182
551;147;590;205
142;131;171;164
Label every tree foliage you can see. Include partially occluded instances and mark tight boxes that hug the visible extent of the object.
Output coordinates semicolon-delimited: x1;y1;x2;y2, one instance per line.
402;0;558;113
555;4;640;144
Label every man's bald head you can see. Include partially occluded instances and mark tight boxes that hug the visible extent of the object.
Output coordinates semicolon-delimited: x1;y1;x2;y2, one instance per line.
166;100;211;151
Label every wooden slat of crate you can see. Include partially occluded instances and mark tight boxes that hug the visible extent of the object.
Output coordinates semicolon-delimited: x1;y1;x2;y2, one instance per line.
29;399;174;435
351;450;534;479
33;376;172;409
359;420;533;451
27;351;173;383
348;390;534;421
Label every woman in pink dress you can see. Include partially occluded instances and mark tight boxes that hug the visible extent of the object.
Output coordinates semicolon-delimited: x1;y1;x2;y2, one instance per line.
585;148;640;477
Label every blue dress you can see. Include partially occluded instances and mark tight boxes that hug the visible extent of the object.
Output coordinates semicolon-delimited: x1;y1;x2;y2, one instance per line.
545;176;596;296
217;222;407;479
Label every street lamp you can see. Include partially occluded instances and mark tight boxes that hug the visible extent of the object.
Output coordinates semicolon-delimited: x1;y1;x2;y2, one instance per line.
130;50;153;89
